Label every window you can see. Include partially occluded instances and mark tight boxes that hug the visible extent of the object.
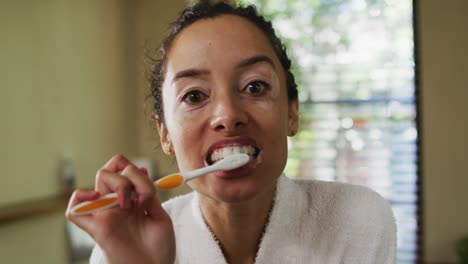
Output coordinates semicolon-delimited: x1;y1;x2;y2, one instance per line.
241;0;420;263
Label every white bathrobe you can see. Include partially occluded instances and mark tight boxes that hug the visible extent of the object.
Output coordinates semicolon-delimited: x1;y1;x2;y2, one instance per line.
91;176;397;263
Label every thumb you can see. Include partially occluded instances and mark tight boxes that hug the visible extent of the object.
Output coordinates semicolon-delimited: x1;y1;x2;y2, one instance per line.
65;190;101;234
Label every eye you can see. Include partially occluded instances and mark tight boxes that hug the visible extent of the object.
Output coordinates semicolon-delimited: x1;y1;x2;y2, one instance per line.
182;90;208;105
243;80;269;96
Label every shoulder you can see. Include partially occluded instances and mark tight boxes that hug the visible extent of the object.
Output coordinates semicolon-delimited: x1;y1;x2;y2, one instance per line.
291;178;395;228
290;178;397;262
162;191;196;219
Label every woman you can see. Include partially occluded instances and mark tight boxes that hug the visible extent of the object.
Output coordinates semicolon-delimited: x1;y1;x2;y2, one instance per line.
66;2;396;264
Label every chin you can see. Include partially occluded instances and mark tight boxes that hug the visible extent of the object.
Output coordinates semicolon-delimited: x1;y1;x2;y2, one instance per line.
194;175;273;204
212;177;275;203
212;186;260;203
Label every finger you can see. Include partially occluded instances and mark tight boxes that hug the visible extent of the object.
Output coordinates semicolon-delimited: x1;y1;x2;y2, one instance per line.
101;154;132;172
139;167;149;177
121;164;155;207
95;169;133;209
65;189;100;232
66;189;100;211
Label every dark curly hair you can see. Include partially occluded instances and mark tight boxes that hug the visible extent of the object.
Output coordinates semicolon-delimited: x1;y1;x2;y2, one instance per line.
150;2;298;123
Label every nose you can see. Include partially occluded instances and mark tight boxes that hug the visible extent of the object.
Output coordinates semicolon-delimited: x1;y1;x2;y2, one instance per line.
209;92;248;134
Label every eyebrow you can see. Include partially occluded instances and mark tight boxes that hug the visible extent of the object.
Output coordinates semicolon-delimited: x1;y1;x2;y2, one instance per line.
236;55;276;70
172;55;275;83
173;69;210;83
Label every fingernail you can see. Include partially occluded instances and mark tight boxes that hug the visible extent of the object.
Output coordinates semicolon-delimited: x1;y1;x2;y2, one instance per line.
139;167;149;176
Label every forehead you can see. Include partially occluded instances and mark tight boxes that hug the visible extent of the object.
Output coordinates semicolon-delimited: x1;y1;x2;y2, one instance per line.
166;15;280;71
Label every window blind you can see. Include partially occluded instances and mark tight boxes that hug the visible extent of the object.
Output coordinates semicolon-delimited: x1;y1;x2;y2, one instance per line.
242;0;420;262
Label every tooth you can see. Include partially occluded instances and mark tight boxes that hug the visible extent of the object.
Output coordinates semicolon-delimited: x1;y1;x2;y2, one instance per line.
246;146;252;154
211;150;218;162
247;146;255;154
210;145;258;163
223;148;232;157
239;146;245;154
233;146;241;154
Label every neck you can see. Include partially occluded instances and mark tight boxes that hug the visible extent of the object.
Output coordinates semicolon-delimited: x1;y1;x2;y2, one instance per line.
198;185;276;264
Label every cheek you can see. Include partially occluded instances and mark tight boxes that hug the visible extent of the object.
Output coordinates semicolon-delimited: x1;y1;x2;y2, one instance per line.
163;92;198;144
247;97;290;135
169;121;198;150
249;106;290;156
167;114;206;170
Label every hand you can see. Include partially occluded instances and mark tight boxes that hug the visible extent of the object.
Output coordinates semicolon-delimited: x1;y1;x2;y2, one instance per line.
65;154;175;264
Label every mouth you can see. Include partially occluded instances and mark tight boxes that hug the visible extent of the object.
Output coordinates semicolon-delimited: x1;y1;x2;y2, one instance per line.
205;143;261;166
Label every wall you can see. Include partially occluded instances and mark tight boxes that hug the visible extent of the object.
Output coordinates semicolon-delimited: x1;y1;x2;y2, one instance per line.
133;0;185;178
0;212;68;263
0;0;137;206
419;0;468;263
132;0;192;199
0;0;184;263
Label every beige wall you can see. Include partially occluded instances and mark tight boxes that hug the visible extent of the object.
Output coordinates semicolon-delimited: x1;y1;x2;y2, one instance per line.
132;0;186;179
0;212;68;263
0;0;185;263
0;0;137;207
132;0;194;199
419;0;468;263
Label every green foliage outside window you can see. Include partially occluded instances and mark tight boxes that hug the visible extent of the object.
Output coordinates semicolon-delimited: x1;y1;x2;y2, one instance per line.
240;1;418;263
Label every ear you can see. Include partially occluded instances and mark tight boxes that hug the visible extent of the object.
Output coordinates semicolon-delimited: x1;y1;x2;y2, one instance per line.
287;98;299;137
156;118;174;156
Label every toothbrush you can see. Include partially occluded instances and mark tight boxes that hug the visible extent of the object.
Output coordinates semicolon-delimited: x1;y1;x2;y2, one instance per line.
70;153;250;216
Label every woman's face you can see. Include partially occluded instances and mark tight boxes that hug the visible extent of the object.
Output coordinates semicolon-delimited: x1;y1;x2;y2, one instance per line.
158;15;298;203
